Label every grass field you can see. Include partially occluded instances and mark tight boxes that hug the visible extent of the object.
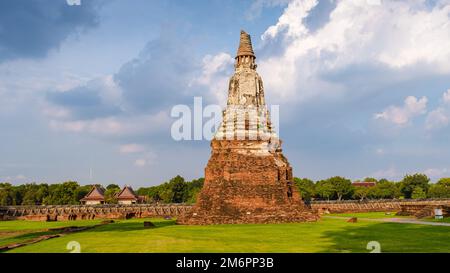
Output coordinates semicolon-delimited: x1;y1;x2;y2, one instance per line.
327;212;409;219
1;213;449;253
0;219;102;247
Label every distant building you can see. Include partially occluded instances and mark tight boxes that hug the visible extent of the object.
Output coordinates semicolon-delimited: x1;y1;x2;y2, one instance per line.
80;185;105;205
116;185;146;205
352;181;376;188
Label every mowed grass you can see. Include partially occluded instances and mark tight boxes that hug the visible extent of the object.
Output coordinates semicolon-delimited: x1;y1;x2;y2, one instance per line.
1;215;449;253
327;212;408;219
0;220;102;247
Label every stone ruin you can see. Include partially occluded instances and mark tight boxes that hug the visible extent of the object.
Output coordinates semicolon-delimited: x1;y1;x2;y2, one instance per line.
177;31;319;225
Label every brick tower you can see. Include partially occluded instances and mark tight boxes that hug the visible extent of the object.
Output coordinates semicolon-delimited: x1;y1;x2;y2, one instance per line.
178;31;319;224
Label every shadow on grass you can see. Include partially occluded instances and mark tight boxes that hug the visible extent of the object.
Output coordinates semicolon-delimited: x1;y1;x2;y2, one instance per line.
79;219;177;234
0;230;60;252
322;221;450;253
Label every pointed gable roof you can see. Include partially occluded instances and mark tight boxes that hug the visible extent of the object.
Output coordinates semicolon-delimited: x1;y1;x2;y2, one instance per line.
81;185;105;201
117;185;138;201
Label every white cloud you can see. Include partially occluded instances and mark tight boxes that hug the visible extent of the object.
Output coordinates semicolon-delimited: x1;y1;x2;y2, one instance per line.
375;148;385;155
119;144;146;154
423;167;449;178
371;166;400;179
134;152;157;167
49;111;170;136
258;0;450;102
425;107;450;130
134;159;147;167
374;96;428;126
246;0;291;20
190;52;234;105
443;89;450;105
0;174;28;182
425;89;450;130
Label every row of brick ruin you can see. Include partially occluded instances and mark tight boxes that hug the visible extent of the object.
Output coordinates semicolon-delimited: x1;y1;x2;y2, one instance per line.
1;199;449;221
0;204;192;221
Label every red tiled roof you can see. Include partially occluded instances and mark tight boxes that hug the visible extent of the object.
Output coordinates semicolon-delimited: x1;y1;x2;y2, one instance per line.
352;182;376;187
116;185;138;200
80;185;105;201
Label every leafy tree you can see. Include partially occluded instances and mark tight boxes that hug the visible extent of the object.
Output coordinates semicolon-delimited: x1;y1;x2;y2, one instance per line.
328;176;354;200
104;187;119;204
400;174;430;199
437;178;450;187
185;178;204;203
353;186;370;201
363;177;378;182
106;184;120;191
411;187;427;199
315;180;334;200
293;178;315;201
168;175;187;203
428;178;450;198
368;180;401;199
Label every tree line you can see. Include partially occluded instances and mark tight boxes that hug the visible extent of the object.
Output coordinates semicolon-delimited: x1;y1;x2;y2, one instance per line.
0;173;449;206
0;176;204;206
295;174;450;201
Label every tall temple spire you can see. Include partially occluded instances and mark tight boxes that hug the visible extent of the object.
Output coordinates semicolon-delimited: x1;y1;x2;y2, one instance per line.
236;30;255;58
235;30;256;70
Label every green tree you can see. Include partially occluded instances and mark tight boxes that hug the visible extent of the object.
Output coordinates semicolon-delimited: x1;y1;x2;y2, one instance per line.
328;176;354;200
368;180;401;199
315;180;334;200
168;175;187;203
428;178;450;198
363;177;378;182
0;183;13;205
411;187;427;199
353;186;370;201
400;174;430;199
185;178;204;203
106;184;120;191
75;185;93;203
293;178;315;201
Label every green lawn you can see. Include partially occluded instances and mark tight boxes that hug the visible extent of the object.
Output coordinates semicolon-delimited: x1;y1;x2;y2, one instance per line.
1;215;449;253
327;212;410;219
0;220;102;247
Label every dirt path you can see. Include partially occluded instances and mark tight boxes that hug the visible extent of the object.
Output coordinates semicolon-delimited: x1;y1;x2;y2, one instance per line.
323;216;450;227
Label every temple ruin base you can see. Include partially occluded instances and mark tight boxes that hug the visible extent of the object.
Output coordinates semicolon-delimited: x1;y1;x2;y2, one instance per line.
177;140;319;225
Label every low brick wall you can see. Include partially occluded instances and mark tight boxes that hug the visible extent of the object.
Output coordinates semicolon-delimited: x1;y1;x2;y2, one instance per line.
310;199;450;214
0;204;192;221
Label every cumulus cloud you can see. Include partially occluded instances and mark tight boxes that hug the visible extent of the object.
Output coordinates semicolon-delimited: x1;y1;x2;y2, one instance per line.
46;75;123;120
0;0;100;62
190;52;234;105
426;107;450;130
134;152;157;167
371;166;400;180
423;167;449;179
443;89;450;104
246;0;291;20
257;0;450;102
48;111;170;137
425;89;450;130
119;144;146;154
115;32;198;112
374;96;428;126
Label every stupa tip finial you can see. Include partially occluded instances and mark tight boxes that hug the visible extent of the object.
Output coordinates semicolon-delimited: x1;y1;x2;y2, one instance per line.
236;30;255;58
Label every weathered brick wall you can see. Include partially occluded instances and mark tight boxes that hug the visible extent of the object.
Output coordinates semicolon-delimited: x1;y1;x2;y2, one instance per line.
0;204;192;221
311;199;450;214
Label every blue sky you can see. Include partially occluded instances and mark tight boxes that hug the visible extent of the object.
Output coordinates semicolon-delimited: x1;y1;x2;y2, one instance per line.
1;0;450;186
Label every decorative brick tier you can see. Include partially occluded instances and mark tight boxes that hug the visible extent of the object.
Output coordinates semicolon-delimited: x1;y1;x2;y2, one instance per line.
177;140;319;225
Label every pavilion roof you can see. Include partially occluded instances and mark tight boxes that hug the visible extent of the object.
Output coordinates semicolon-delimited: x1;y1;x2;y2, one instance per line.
80;185;105;201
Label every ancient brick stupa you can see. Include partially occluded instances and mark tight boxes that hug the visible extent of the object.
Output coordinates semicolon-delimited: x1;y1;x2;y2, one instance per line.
178;31;319;225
